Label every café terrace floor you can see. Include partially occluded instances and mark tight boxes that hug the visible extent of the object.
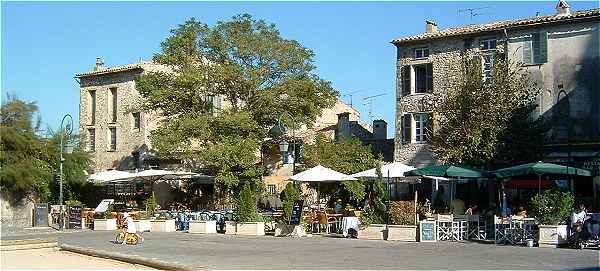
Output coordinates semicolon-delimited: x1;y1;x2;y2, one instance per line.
58;230;599;270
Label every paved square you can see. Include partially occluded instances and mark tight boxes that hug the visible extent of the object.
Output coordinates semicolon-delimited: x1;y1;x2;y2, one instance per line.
59;231;599;270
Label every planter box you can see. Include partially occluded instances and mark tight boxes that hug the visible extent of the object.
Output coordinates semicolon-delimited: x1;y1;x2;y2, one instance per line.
134;220;151;232
539;224;569;248
93;219;117;231
387;225;417;242
225;221;265;236
188;220;217;234
357;224;386;240
150;219;176;232
274;224;307;237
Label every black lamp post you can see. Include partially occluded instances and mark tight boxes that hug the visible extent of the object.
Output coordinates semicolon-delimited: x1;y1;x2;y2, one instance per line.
59;114;74;230
557;89;571;189
278;113;296;175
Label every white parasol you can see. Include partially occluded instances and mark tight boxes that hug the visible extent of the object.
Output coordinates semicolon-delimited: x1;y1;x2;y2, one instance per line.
351;162;416;179
290;165;357;182
88;170;135;184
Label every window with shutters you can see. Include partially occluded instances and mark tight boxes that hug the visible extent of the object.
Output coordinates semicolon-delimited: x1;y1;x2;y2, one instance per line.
266;184;277;195
401;65;411;96
480;39;497;51
88;128;95;152
414;114;429;143
414;47;430;59
132;112;141;130
88;90;96;125
109;127;117;151
523;32;548;65
482;54;494;83
402;114;412;143
414;64;433;93
109;87;118;123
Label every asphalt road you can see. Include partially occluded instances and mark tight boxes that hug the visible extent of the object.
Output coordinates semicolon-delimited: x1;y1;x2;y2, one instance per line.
59;231;600;270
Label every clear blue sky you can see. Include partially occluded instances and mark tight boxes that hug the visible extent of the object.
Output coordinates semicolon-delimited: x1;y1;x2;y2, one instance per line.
2;1;597;137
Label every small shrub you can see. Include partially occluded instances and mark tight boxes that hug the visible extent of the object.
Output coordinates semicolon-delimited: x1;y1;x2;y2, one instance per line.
66;199;83;207
235;182;258;223
280;183;300;223
390;201;417;225
530;190;574;225
144;194;157;217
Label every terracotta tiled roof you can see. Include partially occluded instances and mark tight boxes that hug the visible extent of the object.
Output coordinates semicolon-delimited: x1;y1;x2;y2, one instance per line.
75;61;154;77
391;8;600;44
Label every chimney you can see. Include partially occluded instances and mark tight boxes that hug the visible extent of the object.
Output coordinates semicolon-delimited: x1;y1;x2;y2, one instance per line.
372;119;387;140
94;57;105;71
426;20;438;33
556;0;571;16
336;112;351;141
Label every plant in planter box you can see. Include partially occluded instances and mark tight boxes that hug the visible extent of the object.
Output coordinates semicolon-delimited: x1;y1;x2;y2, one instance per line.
530;189;574;248
390;201;416;226
235;182;259;223
530;190;574;225
280;183;300;224
144;194;157;217
102;205;113;219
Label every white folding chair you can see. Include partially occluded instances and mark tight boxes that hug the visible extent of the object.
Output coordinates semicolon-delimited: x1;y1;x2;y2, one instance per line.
437;214;454;241
453;214;468;241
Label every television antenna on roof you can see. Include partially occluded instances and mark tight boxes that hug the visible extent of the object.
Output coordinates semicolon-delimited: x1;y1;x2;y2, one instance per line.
363;93;387;123
342;90;362;108
458;6;492;22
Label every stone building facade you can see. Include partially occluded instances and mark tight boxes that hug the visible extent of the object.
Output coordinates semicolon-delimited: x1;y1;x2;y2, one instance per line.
76;59;170;172
392;2;599;202
392;4;600;170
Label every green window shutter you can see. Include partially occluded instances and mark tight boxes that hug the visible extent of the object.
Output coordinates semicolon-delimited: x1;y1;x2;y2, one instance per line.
402;114;412;143
523;39;533;64
539;32;548;63
402;66;410;96
426;63;433;92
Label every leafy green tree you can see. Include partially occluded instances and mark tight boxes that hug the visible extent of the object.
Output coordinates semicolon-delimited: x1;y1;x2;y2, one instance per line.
303;133;377;207
136;15;338;201
0;96;93;204
430;56;547;168
0;97;52;202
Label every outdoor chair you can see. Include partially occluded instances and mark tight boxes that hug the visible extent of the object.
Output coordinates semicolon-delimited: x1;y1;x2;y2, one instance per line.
494;216;515;245
317;212;336;234
437;214;454;241
467;215;487;240
453;215;469;240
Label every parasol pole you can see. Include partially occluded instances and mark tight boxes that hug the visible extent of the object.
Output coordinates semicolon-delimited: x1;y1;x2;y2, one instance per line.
538;174;541;195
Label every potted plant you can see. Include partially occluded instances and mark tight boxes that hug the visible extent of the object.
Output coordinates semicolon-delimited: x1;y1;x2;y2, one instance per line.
226;182;265;236
146;194;175;232
387;201;418;242
530;190;574;248
274;183;306;237
94;205;117;230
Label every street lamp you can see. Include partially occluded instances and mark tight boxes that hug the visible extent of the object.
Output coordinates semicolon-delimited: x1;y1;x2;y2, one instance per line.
278;112;296;175
59;114;74;230
557;89;571;189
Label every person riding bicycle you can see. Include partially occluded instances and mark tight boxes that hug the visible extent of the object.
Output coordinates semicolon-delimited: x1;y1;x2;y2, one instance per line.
571;204;590;247
121;212;137;244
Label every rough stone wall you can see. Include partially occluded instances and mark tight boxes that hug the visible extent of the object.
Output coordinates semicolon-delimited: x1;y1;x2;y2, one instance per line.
78;63;165;172
394;36;469;166
394;19;600;167
0;193;34;233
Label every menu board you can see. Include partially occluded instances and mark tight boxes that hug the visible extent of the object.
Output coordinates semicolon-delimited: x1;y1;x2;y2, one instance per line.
419;221;437;242
94;199;114;213
68;206;83;229
289;200;304;225
34;203;49;227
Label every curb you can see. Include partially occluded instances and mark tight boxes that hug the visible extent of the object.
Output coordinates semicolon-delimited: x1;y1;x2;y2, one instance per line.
0;242;58;251
59;244;201;271
0;237;58;251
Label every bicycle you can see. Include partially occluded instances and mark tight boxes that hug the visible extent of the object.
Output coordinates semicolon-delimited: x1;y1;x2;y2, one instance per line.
115;227;144;245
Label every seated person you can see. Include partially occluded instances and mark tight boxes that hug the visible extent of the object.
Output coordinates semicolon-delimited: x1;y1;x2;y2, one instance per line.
450;198;465;215
465;204;478;215
334;199;343;214
516;205;527;217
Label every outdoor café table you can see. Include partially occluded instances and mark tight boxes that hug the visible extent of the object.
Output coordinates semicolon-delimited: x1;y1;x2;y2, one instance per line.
341;216;360;237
